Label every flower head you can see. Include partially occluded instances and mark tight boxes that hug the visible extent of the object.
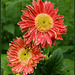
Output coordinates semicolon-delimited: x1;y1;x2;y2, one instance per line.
18;0;67;48
7;37;45;75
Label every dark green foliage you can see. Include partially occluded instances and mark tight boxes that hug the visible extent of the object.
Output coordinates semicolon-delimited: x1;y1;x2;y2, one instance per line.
1;0;74;75
62;59;74;75
40;49;63;75
45;49;63;75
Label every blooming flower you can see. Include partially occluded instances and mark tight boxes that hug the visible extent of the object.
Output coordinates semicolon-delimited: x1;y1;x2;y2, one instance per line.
18;0;67;48
7;37;45;75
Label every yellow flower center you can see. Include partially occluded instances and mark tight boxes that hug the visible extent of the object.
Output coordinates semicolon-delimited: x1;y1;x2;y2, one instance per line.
35;14;53;32
18;48;32;64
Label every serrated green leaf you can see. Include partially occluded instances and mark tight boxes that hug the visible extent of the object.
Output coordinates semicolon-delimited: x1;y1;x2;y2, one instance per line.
60;59;74;75
62;59;74;75
3;24;15;34
41;49;63;75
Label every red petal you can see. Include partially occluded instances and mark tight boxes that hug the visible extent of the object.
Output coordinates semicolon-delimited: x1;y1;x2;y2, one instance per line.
40;33;45;44
52;38;55;45
23;27;36;38
56;35;63;40
26;5;34;10
22;9;35;20
21;15;35;22
36;32;41;45
26;29;36;44
21;15;28;21
48;3;54;14
39;0;44;13
21;27;29;32
48;31;54;38
44;1;48;13
54;24;67;28
26;5;37;17
50;8;58;17
33;29;37;41
47;1;51;14
41;39;46;48
58;16;64;19
45;33;52;47
32;0;40;14
17;21;26;25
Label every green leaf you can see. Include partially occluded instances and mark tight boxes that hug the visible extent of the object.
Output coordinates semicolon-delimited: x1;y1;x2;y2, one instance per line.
56;46;73;53
1;54;14;75
3;24;15;34
61;59;74;75
41;49;63;75
61;46;73;53
63;53;73;60
69;70;74;75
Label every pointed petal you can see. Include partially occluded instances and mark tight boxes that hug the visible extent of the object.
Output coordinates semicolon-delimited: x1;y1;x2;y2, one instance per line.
23;27;36;38
39;0;44;13
56;35;63;40
26;29;36;44
40;33;45;44
36;32;41;45
32;0;40;14
45;33;52;47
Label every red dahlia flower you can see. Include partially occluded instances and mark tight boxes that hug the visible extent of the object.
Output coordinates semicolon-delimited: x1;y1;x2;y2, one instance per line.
7;37;45;75
18;0;67;48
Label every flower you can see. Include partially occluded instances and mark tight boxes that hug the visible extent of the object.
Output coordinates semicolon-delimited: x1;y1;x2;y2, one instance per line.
7;37;45;75
18;0;67;48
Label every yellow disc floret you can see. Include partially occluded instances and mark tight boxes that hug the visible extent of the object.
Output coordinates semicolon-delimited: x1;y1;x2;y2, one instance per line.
35;14;53;32
18;48;32;64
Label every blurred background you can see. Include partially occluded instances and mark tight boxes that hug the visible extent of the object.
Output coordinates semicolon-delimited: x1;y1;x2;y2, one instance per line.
1;0;74;75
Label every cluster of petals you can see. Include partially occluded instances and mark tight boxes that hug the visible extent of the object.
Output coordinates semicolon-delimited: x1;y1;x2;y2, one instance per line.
18;0;67;48
7;37;45;75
